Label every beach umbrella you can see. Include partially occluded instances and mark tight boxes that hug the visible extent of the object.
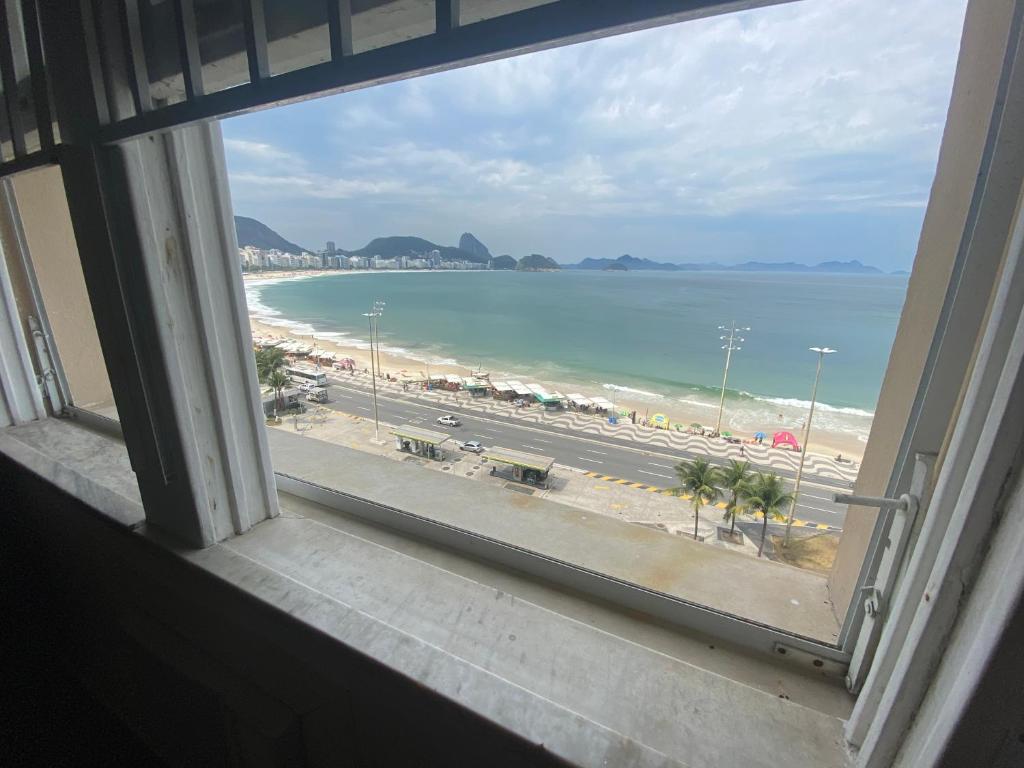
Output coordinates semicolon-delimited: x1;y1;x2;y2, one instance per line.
722;431;732;437
690;422;703;429
754;431;766;439
652;413;668;427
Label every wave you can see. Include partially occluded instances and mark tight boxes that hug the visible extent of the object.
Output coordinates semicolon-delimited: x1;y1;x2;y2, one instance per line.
749;395;874;418
601;382;664;400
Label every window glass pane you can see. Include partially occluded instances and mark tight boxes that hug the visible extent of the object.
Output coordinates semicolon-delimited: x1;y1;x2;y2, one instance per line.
352;0;435;55
460;0;556;27
1;0;39;155
195;0;250;93
223;0;967;645
265;0;330;76
139;0;188;106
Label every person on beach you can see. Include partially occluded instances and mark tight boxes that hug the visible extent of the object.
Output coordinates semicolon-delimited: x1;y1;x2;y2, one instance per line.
740;444;745;457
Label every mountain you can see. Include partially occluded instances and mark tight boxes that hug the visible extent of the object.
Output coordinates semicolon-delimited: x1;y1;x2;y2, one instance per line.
574;254;688;271
348;235;488;264
517;253;560;271
571;254;887;274
235;216;308;255
490;254;517;270
459;232;492;261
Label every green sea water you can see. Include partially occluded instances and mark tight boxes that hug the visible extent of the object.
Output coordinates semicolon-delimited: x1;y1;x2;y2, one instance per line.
247;270;908;439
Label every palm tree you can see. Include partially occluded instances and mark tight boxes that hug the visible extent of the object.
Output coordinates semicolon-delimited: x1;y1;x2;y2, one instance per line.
741;472;796;557
266;368;290;414
255;346;286;381
672;458;720;540
717;459;752;536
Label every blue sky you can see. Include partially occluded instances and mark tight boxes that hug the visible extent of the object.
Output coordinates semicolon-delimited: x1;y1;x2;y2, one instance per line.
222;0;968;270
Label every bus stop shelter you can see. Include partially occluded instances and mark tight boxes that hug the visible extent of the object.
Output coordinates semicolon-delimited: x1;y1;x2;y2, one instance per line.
483;447;555;488
391;425;451;461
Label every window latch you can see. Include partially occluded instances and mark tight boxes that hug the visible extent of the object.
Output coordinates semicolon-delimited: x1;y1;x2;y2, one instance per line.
832;492;918;515
836;453;934;693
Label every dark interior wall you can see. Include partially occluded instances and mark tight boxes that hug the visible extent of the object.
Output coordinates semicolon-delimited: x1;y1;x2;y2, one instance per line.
0;452;568;768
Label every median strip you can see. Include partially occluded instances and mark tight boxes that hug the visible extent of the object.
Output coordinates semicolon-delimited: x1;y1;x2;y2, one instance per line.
580;471;843;532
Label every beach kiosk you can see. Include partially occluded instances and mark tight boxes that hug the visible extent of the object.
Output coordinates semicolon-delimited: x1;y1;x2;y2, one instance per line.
463;377;491;398
490;381;515;400
391;425;451;461
483;446;555;489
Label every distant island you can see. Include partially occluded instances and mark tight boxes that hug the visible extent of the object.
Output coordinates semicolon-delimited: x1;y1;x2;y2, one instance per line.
517;253;560;271
570;253;895;275
235;217;903;275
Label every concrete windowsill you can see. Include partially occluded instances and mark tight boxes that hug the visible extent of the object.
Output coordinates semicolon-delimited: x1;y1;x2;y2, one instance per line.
267;428;840;643
0;418;854;767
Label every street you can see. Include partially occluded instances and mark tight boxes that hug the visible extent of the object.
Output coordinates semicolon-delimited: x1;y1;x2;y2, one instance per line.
319;377;852;529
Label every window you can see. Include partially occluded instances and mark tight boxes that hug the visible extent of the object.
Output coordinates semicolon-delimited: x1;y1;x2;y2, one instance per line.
219;0;969;661
0;167;117;422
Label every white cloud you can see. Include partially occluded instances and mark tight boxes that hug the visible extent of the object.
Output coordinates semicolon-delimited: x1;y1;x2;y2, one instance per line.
224;0;968;259
223;138;299;164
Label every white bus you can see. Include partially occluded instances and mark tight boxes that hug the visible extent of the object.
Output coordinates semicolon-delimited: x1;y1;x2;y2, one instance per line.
286;366;328;390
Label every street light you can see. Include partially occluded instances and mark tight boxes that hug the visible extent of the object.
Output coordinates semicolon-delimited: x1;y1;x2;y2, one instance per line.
373;299;386;378
362;305;382;440
714;322;749;436
785;346;836;545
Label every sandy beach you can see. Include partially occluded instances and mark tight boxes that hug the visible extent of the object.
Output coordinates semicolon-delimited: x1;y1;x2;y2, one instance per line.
246;278;868;463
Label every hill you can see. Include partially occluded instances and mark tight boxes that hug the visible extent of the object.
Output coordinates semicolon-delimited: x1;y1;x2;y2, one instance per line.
490;254;517;270
517;253;560;271
349;235;488;264
459;232;492;260
235;216;308;254
571;254;886;274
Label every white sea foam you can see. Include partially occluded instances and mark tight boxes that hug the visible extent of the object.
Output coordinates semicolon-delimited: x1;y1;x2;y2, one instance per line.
601;383;664;400
676;398;718;410
750;395;874;418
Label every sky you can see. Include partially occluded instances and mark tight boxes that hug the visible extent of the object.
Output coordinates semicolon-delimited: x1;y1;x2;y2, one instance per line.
222;0;968;270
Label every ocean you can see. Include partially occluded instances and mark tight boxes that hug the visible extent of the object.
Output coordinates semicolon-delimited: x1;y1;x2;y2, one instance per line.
246;270;908;445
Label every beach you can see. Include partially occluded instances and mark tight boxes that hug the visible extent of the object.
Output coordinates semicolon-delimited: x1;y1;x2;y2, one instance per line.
245;269;877;461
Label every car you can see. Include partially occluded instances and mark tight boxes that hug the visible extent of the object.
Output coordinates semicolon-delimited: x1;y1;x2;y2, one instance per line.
436;414;461;427
297;381;316;393
460;440;484;453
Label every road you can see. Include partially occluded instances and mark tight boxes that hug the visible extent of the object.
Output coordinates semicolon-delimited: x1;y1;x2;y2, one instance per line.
320;377;852;529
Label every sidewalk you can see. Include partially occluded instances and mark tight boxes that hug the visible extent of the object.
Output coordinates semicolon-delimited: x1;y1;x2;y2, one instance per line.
272;407;772;560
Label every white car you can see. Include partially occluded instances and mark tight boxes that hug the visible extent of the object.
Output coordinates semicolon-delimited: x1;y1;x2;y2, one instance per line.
436;414;462;427
460;440;484;453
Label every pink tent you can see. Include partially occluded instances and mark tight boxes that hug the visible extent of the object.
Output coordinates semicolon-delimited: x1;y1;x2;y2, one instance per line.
772;431;800;451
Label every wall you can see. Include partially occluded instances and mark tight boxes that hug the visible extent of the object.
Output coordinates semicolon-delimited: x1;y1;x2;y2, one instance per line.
11;166;115;413
0;451;569;768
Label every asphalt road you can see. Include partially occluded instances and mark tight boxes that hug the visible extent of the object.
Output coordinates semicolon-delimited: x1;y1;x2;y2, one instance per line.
321;377;852;529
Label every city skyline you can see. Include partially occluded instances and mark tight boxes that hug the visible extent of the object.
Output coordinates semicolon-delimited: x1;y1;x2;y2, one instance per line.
223;0;968;271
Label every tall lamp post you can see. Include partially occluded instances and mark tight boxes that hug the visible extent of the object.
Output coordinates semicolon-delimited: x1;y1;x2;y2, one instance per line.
785;346;836;545
715;322;749;436
362;306;382;440
372;299;385;377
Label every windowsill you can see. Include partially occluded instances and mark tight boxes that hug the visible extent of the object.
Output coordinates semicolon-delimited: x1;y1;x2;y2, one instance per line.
0;418;854;767
267;427;841;643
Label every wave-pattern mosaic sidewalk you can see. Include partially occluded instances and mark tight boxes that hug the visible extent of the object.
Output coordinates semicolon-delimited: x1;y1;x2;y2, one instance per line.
341;373;861;485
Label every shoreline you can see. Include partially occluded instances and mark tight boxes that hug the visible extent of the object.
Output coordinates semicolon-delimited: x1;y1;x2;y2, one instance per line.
248;311;870;462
